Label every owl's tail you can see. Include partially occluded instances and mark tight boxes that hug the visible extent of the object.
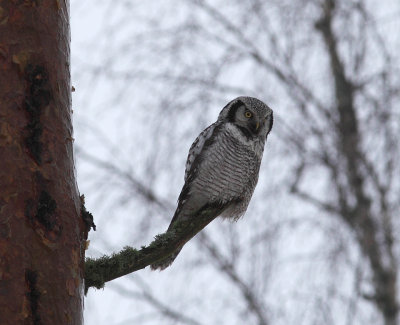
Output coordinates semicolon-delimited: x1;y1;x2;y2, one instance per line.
149;203;221;271
150;208;184;271
150;247;182;271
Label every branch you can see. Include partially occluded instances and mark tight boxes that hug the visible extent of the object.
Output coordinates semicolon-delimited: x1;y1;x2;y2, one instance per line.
315;1;399;323
84;207;221;293
198;232;270;325
110;279;204;325
76;148;171;211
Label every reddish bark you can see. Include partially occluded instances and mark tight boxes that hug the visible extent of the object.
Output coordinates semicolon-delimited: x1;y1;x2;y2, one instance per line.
0;1;85;324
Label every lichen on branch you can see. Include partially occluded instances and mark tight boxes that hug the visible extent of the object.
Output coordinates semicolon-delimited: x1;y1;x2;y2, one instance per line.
84;207;221;293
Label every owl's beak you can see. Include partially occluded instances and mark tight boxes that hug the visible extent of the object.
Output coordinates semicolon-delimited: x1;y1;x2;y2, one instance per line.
250;119;261;134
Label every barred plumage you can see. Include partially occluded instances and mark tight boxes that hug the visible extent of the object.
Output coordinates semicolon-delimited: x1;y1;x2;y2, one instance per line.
151;96;273;270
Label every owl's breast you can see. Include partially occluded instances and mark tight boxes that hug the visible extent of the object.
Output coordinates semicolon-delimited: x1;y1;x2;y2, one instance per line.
192;128;261;206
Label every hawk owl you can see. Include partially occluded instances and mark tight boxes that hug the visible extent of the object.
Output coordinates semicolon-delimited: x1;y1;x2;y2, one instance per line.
151;96;273;270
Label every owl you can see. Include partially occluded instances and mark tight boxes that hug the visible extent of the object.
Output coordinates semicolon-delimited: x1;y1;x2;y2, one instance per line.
150;96;273;270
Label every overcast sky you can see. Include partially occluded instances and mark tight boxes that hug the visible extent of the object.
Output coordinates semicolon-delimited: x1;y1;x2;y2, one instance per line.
71;1;400;324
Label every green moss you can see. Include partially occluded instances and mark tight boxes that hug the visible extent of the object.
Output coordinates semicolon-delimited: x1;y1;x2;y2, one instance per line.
84;207;220;293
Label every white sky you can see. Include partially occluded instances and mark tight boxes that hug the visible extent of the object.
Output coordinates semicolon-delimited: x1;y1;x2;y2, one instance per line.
71;1;400;324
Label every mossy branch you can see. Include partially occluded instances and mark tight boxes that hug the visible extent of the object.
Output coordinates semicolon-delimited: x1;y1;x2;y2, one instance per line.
84;208;221;293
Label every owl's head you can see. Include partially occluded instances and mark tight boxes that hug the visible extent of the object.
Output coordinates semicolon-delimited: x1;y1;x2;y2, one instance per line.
219;96;273;139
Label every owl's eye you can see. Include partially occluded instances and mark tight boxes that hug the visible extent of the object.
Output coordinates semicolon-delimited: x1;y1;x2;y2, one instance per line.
244;111;252;118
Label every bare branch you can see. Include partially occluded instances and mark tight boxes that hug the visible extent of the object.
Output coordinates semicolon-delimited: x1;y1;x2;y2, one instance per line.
197;232;270;325
77;147;171;211
315;1;399;323
110;279;204;325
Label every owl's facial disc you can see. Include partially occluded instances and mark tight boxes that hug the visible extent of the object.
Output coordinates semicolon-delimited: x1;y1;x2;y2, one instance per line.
231;106;260;138
225;98;272;139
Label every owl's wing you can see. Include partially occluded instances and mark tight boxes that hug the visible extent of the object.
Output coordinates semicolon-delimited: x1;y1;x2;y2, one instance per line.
167;122;220;228
184;122;218;182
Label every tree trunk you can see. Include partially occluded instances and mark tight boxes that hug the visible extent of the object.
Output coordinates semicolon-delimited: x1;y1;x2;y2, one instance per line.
0;1;85;324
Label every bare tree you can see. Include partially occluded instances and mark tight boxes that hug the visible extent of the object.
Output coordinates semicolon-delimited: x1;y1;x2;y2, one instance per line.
73;0;400;324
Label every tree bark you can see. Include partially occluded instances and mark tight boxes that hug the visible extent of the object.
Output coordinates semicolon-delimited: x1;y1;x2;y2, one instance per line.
0;1;86;324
